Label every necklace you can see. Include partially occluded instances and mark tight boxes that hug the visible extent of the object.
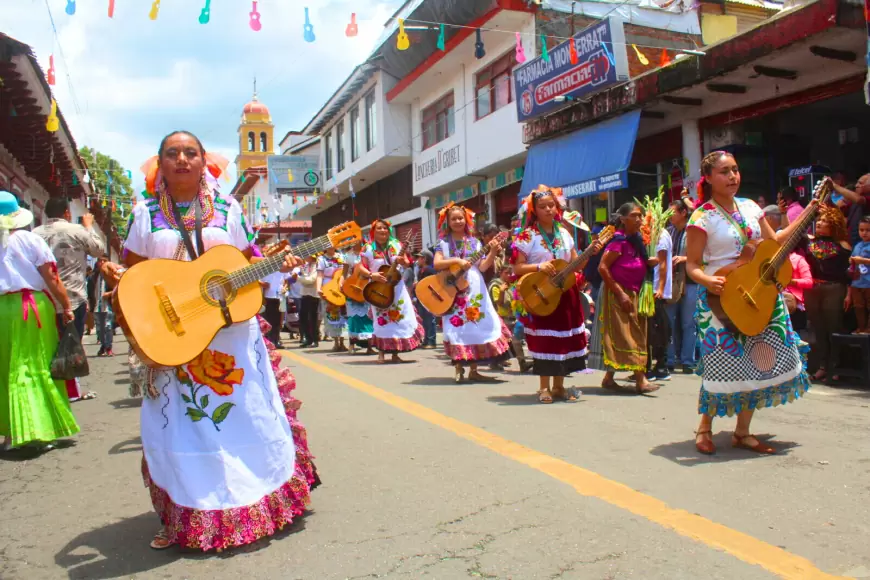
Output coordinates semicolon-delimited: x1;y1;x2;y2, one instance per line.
449;235;469;259
159;189;215;231
537;223;560;257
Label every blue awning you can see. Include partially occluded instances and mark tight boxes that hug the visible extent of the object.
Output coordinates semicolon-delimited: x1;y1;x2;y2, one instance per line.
519;109;641;200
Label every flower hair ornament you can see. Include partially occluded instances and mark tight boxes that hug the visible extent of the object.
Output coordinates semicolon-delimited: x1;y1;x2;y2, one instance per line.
368;219;395;243
437;201;475;236
519;184;565;229
140;151;230;196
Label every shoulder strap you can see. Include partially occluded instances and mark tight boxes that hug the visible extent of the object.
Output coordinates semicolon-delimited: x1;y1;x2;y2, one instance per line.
710;200;749;246
169;197;205;259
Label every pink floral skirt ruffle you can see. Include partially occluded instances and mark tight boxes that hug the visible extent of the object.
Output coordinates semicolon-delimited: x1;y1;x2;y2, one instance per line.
141;317;319;552
372;315;425;354
443;319;512;363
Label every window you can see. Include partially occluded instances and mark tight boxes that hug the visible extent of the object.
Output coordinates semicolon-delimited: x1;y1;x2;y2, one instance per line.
336;121;346;172
260;131;268;152
247;131;255;152
475;51;517;120
350;107;361;162
421;92;455;150
364;92;377;151
324;132;333;180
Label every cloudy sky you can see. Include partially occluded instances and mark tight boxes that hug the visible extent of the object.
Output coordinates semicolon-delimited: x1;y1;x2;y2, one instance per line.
3;0;404;193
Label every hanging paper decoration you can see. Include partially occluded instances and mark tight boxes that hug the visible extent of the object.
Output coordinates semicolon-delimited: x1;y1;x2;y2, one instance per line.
349;179;356;198
632;44;649;66
303;7;315;42
72;174;78;186
569;39;578;65
540;34;549;63
199;0;212;24
108;0;115;18
83;170;90;184
111;199;117;211
126;170;132;179
514;32;526;63
45;99;60;132
149;0;161;21
303;195;308;202
287;169;294;182
397;19;410;51
293;208;298;216
292;194;297;204
474;29;485;59
102;199;107;207
659;48;671;67
47;54;56;86
436;24;445;51
249;1;262;32
346;13;358;37
65;0;76;16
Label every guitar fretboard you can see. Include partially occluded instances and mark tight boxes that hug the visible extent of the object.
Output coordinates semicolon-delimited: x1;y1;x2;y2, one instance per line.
227;235;334;290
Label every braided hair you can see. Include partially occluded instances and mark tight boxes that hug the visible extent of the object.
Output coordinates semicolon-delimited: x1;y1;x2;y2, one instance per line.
697;151;735;202
610;202;646;259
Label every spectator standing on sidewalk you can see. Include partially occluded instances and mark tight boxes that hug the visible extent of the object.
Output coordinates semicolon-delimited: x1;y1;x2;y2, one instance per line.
262;270;285;347
665;197;698;374
414;249;438;349
33;198;103;402
298;255;320;348
91;254;115;357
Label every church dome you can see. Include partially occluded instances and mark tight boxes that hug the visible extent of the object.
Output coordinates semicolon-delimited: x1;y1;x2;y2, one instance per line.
243;97;269;115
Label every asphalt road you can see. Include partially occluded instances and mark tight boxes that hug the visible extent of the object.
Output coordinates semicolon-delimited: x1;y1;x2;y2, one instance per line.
1;331;869;580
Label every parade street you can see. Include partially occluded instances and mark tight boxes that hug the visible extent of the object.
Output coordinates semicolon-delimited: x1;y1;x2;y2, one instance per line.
1;333;869;580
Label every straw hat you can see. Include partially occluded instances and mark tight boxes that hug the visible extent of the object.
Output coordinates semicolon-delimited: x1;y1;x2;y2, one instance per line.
0;190;33;236
562;210;590;232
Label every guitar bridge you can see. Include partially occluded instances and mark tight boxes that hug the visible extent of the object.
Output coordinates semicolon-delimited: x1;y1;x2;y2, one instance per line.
154;282;186;336
533;285;550;305
737;285;759;309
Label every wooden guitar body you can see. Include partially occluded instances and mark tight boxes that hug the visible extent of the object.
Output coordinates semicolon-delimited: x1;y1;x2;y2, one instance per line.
362;265;401;309
321;270;346;307
341;268;367;303
518;259;576;317
113;244;264;368
415;265;471;317
707;239;793;336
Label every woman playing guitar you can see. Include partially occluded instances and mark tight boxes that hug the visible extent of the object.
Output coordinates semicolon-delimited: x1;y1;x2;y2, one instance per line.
356;220;424;364
316;247;348;352
433;203;511;383
686;151;818;456
104;131;318;551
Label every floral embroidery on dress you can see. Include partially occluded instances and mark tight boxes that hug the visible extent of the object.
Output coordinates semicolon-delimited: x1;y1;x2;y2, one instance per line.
376;299;405;326
514;229;532;244
177;349;244;430
325;303;342;322
807;239;840;261
448;292;487;327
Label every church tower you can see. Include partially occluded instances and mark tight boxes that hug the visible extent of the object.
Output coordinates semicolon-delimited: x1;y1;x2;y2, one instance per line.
235;81;274;174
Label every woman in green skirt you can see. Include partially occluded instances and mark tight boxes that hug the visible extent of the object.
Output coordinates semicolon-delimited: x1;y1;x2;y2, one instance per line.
0;190;79;450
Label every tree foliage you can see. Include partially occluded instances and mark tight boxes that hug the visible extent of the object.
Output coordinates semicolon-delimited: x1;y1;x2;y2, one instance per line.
79;146;134;238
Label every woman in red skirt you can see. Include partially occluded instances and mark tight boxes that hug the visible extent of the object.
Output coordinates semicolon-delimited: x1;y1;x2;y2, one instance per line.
511;186;602;403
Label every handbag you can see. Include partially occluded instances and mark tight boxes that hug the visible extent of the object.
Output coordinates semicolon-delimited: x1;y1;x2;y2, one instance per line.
664;228;686;305
51;322;90;380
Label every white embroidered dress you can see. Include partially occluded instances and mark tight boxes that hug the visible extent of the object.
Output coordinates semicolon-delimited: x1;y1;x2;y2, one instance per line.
437;237;510;362
123;192;311;550
316;253;347;338
361;241;424;352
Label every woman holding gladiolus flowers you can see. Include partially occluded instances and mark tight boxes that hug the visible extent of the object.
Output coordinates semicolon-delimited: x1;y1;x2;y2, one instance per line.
511;186;602;403
434;203;512;383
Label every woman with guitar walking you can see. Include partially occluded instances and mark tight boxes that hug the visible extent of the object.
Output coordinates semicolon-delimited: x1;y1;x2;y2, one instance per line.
511;186;601;403
686;151;815;455
316;247;348;352
343;241;375;354
358;220;424;364
116;131;318;550
433;203;511;383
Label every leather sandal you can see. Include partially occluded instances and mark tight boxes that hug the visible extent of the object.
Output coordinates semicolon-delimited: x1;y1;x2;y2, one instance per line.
551;386;579;402
695;429;716;455
732;433;776;454
537;389;554;404
454;365;465;383
150;528;174;550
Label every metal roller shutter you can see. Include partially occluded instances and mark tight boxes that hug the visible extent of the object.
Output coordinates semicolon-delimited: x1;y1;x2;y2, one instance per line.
393;218;422;253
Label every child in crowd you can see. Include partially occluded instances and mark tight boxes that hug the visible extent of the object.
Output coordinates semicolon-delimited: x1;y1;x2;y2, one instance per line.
847;216;870;333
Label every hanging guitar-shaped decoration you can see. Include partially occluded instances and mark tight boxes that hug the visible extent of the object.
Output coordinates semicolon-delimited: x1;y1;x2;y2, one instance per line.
46;99;60;133
436;24;445;51
149;0;161;21
346;13;358;37
396;19;410;51
569;39;578;65
514;32;526;63
108;0;115;18
303;7;316;43
540;34;550;62
47;54;56;86
632;44;649;66
65;0;76;16
199;0;212;24
474;28;485;59
249;1;262;31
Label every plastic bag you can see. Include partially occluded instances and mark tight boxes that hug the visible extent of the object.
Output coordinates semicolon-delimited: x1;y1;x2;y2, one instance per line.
51;322;90;380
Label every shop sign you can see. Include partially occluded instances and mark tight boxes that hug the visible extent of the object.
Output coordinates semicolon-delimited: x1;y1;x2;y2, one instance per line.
267;155;320;195
562;171;627;199
513;16;629;123
429;166;525;209
415;144;461;182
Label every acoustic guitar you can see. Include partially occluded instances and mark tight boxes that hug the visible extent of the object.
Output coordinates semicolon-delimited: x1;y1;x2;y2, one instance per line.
415;231;509;316
320;257;348;307
519;226;615;317
362;231;418;310
114;222;361;368
708;178;831;337
341;260;367;303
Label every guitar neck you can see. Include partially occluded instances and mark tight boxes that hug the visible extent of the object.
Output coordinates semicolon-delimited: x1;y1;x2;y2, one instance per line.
553;243;597;284
228;235;335;290
772;187;828;269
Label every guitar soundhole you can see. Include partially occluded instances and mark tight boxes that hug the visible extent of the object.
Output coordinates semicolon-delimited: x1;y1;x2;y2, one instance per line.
201;271;236;306
759;260;775;284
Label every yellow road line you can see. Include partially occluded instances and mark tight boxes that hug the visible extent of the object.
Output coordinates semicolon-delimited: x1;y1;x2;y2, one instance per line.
280;350;846;580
